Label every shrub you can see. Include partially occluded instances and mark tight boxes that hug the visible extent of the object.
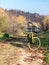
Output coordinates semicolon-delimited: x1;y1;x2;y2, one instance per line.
3;33;9;38
45;52;49;65
3;33;9;41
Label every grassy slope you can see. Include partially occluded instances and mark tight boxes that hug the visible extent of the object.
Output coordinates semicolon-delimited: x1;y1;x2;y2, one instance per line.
39;30;49;65
39;30;49;47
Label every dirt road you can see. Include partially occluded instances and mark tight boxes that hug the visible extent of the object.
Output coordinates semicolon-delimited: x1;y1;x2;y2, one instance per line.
0;43;45;65
16;47;44;65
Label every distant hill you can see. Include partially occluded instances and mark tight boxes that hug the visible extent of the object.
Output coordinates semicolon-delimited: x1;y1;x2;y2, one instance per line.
7;9;44;22
0;8;49;34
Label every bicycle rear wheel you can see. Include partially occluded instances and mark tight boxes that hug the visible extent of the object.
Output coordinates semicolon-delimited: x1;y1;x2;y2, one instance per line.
28;37;41;50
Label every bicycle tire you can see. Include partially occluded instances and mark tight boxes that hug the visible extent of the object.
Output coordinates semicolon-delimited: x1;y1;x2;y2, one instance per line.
27;37;41;51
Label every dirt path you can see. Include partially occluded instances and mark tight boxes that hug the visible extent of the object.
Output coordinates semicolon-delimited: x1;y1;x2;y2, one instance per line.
0;43;45;65
17;47;44;65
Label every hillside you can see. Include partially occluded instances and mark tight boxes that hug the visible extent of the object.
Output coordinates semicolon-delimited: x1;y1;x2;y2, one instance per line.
0;8;49;34
0;8;49;65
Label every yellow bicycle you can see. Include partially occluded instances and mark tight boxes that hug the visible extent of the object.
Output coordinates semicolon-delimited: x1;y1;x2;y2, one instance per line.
27;32;41;50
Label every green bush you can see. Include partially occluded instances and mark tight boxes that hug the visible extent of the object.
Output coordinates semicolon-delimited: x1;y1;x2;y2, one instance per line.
45;52;49;65
3;33;9;38
3;33;9;41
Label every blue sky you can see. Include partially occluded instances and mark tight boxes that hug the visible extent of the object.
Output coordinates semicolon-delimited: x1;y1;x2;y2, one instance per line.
0;0;49;15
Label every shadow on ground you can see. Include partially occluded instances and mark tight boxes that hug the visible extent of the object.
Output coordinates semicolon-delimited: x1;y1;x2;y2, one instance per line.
7;37;27;43
10;42;28;48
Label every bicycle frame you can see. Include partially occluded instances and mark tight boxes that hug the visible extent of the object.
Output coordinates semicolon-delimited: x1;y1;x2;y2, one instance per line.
27;32;41;50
